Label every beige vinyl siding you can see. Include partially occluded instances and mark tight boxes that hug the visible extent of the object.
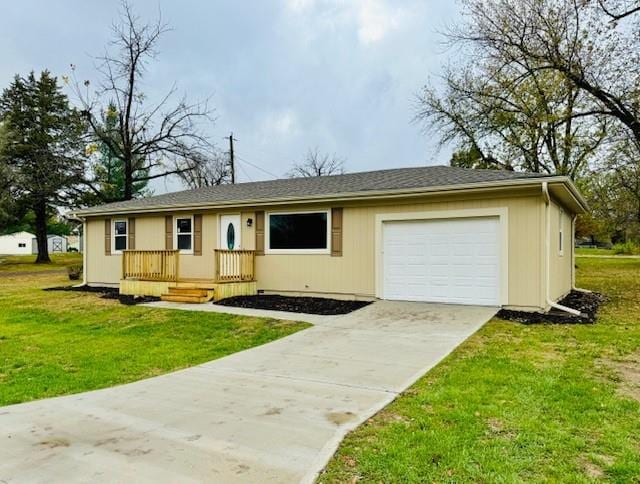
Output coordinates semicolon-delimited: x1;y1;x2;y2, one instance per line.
134;216;165;250
84;187;573;310
548;200;573;301
177;213;217;279
87;217;121;285
253;192;543;309
241;212;255;250
86;213;218;285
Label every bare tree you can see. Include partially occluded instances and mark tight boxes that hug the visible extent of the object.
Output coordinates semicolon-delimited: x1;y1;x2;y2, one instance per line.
73;1;215;201
174;149;231;188
288;148;345;177
419;0;640;240
449;0;640;147
597;0;640;21
417;61;608;178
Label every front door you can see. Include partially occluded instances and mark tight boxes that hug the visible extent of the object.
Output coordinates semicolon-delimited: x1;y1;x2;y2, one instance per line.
219;214;241;250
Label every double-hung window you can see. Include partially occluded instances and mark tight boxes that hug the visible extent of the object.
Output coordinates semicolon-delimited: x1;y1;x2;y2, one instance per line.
113;220;127;253
266;210;330;254
175;216;193;253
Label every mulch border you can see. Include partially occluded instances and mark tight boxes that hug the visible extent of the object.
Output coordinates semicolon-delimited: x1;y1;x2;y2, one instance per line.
215;294;372;316
497;290;605;324
43;285;160;306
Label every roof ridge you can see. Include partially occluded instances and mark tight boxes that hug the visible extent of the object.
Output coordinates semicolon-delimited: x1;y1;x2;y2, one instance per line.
74;165;557;215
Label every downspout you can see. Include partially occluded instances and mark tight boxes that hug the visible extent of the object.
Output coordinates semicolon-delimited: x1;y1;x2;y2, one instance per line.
542;182;582;316
570;213;592;294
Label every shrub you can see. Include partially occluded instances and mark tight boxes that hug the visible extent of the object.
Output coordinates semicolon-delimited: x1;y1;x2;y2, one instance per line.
612;241;639;255
67;264;83;281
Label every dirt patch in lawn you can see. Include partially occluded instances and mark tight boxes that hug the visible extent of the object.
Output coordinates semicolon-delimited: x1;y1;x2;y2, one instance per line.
215;294;371;315
43;285;160;306
497;290;605;324
598;352;640;402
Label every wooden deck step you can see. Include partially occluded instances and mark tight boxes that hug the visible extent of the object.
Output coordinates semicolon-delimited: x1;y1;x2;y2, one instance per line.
175;280;218;290
161;294;210;304
161;286;214;304
167;287;209;297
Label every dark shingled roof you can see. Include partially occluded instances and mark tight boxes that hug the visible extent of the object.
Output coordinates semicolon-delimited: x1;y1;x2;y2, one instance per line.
76;165;552;215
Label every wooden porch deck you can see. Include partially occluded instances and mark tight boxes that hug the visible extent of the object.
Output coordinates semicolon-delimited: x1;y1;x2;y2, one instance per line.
119;250;257;303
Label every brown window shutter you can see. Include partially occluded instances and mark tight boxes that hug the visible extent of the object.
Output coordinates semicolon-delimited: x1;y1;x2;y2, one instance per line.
165;215;173;250
331;208;343;257
255;211;265;255
128;217;135;250
193;214;202;256
104;218;111;255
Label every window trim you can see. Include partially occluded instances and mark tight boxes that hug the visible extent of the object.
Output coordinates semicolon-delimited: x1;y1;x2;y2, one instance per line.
174;215;194;254
265;209;331;255
112;219;128;254
559;209;564;256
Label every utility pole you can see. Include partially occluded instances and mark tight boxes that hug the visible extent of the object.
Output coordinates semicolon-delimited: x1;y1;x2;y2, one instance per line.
228;133;235;184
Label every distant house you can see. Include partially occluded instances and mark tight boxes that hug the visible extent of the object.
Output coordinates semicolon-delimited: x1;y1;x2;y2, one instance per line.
0;231;35;255
32;235;68;254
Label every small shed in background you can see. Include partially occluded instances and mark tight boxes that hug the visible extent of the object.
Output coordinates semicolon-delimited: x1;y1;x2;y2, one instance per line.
31;235;68;254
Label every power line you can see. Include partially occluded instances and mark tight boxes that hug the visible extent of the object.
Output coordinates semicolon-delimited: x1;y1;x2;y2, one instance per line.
235;155;280;179
236;160;253;182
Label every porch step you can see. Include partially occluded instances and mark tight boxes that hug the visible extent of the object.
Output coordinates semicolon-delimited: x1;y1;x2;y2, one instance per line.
167;287;209;297
160;286;214;304
175;279;218;290
161;294;210;304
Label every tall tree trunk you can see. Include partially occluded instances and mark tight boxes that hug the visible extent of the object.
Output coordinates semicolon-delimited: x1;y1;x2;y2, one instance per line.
123;156;133;200
34;200;50;264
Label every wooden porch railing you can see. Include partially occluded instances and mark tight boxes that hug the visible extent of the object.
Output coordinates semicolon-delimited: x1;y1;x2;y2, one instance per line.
215;249;255;282
122;250;179;281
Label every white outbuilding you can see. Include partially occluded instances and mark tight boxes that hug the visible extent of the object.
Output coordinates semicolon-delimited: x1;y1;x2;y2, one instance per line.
0;231;35;255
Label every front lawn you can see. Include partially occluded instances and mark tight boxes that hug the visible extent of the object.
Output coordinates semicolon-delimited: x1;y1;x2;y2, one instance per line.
575;247;615;256
0;272;309;407
0;253;83;272
321;257;640;482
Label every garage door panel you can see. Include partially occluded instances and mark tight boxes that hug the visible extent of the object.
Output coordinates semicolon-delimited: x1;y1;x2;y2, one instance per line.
383;217;500;306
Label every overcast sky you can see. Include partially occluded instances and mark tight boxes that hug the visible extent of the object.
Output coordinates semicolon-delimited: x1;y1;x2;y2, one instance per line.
1;0;459;193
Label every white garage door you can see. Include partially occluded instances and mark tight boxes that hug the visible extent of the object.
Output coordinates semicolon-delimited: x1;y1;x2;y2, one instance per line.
382;217;501;306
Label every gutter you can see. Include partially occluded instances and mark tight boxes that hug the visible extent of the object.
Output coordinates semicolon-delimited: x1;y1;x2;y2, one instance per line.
71;175;581;218
542;182;581;316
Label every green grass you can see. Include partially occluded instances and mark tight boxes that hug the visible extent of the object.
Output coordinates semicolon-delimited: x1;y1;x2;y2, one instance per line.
0;272;309;406
0;253;83;272
321;257;640;482
575;247;615;256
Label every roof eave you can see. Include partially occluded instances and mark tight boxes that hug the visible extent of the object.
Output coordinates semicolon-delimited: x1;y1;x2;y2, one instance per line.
547;177;589;213
71;176;579;217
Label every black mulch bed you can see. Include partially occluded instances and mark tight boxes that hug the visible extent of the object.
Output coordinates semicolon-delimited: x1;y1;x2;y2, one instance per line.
43;285;160;306
497;290;605;324
215;294;372;315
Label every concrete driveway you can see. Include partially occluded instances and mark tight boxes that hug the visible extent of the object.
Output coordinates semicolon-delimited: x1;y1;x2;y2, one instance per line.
0;301;496;483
